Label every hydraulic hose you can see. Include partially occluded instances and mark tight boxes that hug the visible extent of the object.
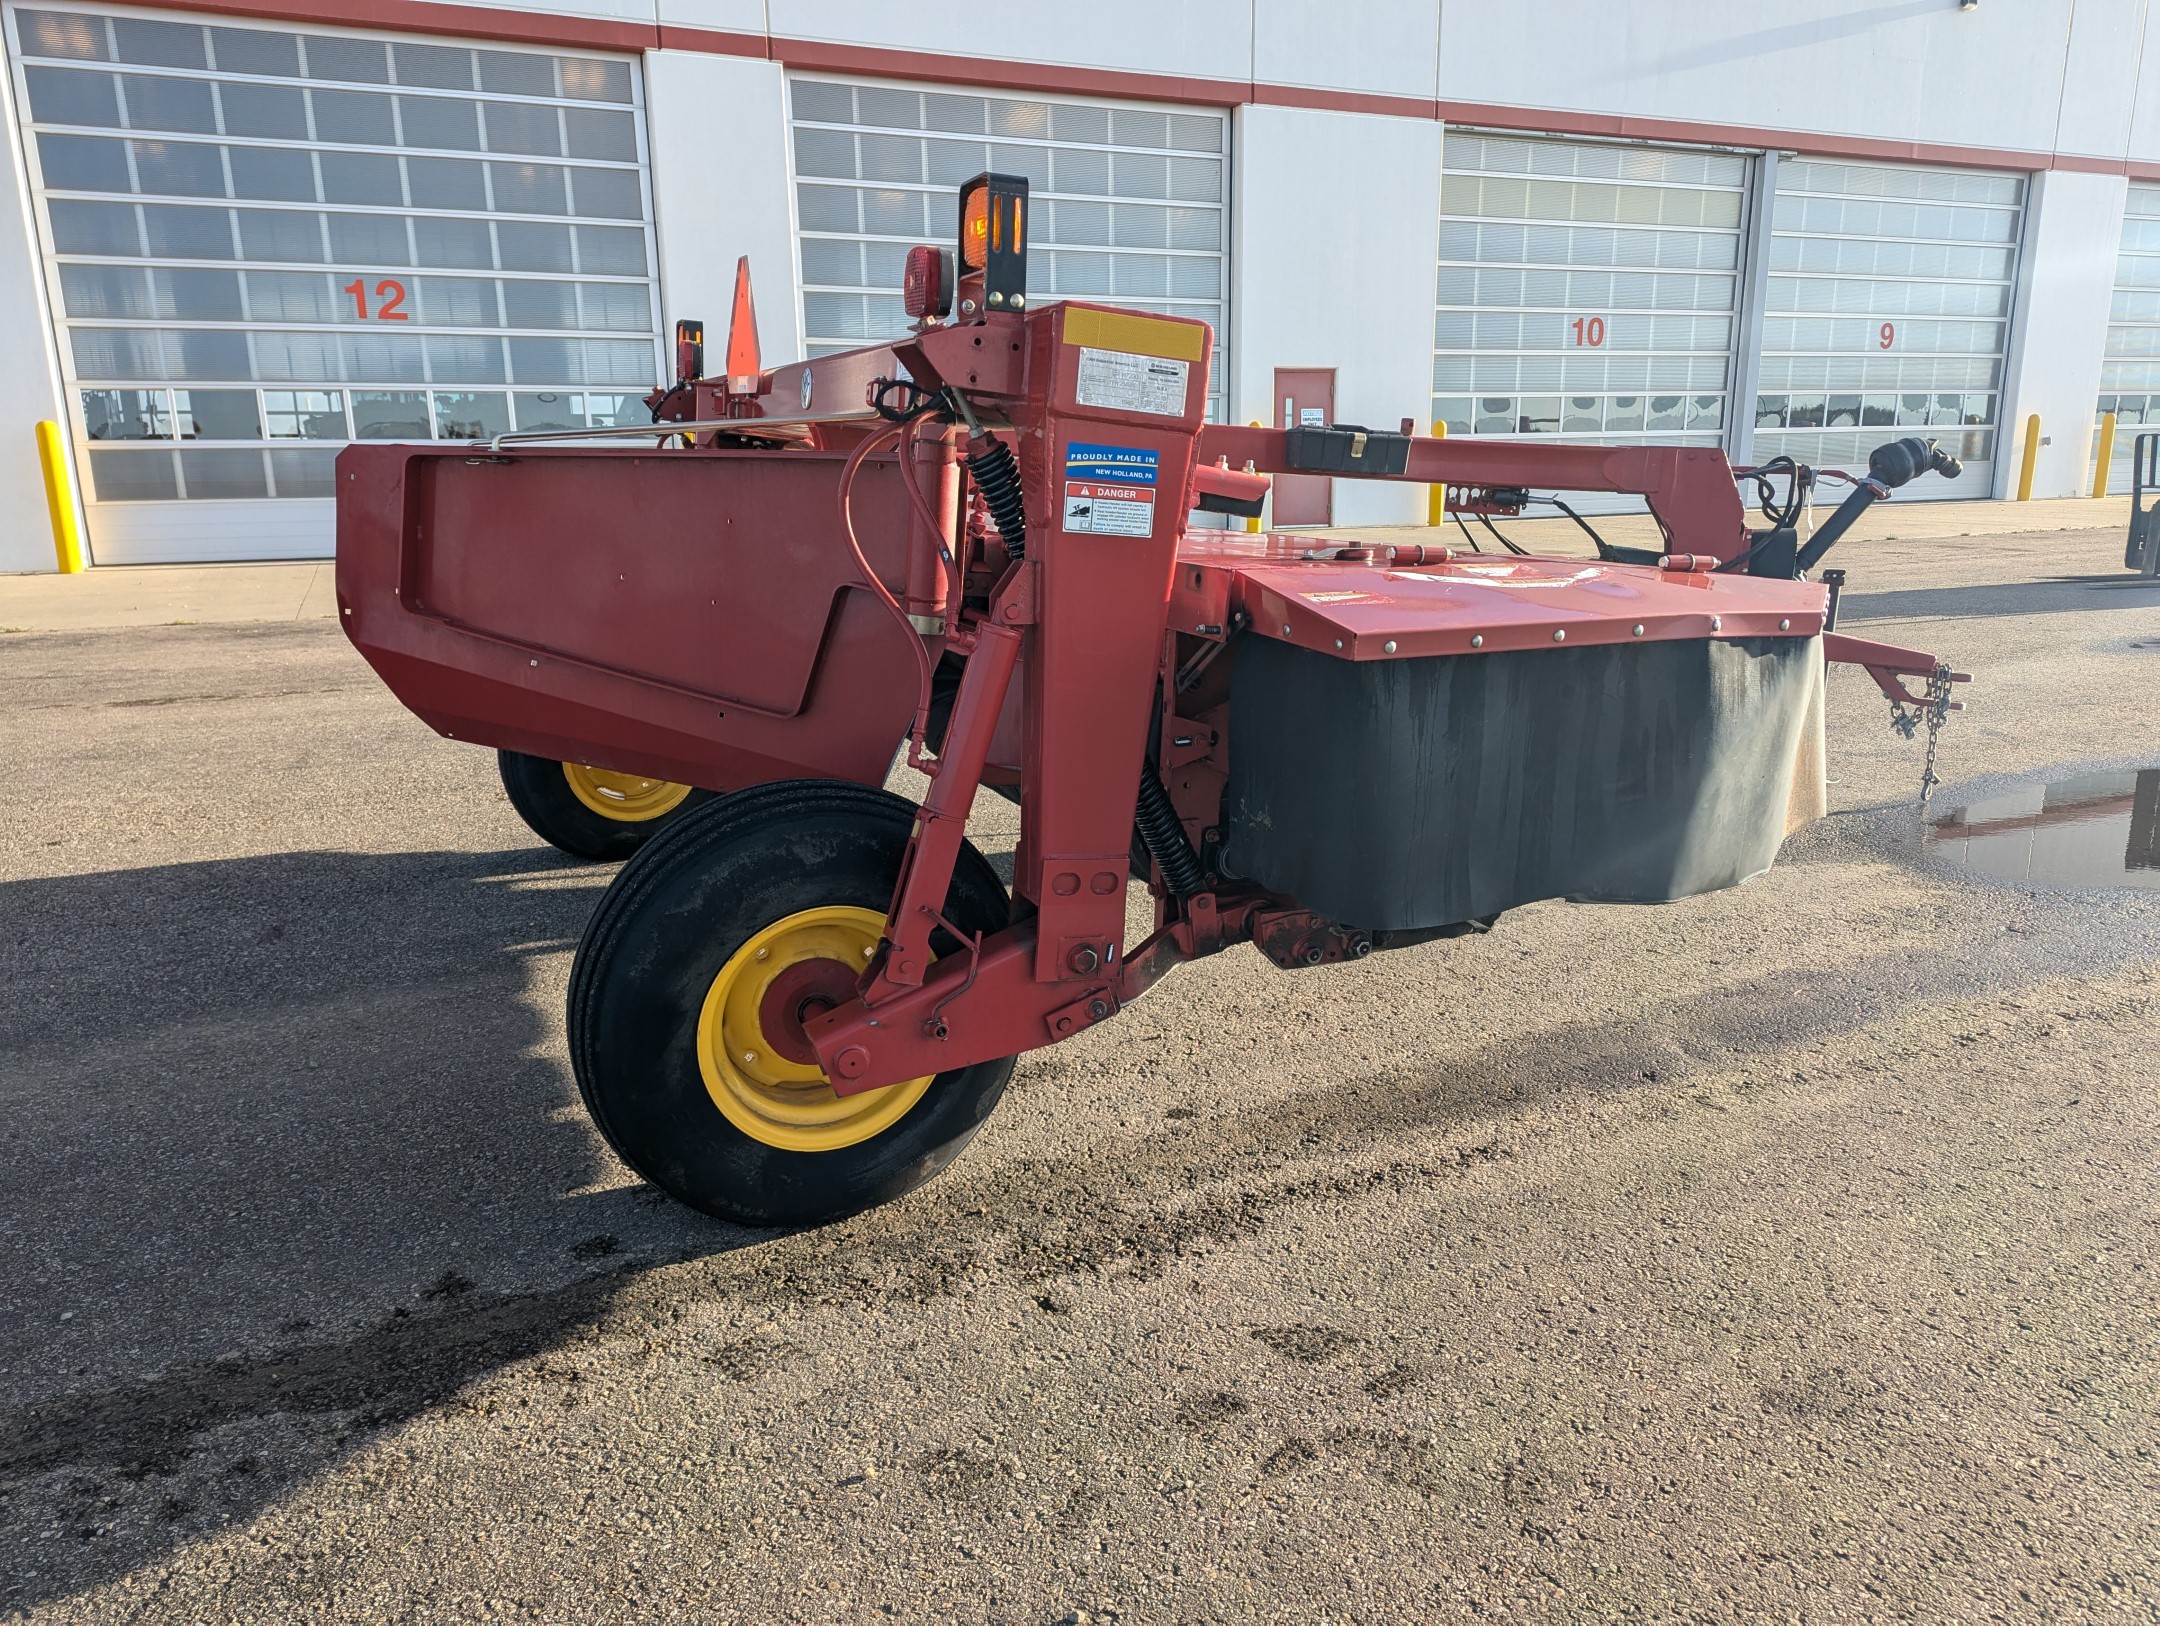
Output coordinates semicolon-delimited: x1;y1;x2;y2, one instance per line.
837;421;936;749
1135;763;1205;900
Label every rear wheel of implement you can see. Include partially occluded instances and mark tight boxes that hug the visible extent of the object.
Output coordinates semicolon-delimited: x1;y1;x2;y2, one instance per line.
567;781;1015;1226
497;749;712;862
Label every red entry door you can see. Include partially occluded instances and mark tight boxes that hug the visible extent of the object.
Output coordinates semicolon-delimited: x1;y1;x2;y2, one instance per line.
1271;367;1336;527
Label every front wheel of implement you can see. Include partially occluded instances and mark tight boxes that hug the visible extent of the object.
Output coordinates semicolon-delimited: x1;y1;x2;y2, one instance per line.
567;781;1016;1226
497;749;712;862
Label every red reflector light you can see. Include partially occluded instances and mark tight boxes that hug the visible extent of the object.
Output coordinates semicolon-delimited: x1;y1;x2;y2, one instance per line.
902;243;951;320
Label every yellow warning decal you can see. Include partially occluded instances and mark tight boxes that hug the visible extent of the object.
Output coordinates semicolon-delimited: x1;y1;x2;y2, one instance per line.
1061;306;1207;363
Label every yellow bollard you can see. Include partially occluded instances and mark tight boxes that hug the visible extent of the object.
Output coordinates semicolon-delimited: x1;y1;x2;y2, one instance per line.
1426;419;1448;526
1243;419;1263;532
2094;411;2118;499
36;421;85;573
2015;412;2041;501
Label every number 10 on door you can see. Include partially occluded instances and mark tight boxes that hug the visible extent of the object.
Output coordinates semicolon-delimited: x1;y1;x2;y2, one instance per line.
1569;316;1606;348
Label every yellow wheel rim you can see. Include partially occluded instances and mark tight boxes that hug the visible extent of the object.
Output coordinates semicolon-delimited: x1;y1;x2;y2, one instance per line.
562;762;694;822
695;905;936;1153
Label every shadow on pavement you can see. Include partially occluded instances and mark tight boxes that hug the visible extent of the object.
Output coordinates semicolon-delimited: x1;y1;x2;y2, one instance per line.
1840;572;2160;623
0;847;761;1611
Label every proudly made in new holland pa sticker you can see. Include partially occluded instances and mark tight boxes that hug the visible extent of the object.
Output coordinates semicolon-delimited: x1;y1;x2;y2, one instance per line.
1062;442;1158;537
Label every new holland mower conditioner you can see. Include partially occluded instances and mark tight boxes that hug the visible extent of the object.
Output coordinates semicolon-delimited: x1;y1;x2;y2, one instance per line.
336;175;1967;1226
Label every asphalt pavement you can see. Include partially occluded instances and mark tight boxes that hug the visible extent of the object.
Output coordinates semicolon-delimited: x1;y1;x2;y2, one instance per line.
1;523;2157;1624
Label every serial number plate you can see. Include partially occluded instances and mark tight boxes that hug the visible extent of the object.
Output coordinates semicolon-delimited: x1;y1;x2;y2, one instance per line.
1074;347;1188;417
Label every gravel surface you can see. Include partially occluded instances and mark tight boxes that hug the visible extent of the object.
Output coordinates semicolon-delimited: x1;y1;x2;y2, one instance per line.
2;527;2157;1624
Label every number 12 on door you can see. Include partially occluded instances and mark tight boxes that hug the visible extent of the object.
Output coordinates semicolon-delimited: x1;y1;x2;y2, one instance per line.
344;278;409;321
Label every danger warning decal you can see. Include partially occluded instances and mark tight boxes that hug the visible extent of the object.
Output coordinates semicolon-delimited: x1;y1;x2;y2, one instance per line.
1062;442;1159;537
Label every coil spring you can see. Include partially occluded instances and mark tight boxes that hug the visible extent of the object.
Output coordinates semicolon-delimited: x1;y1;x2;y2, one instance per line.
966;436;1028;562
1135;764;1205;900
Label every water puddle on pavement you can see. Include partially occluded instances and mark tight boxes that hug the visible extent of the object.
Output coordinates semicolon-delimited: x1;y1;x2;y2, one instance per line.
1926;769;2160;890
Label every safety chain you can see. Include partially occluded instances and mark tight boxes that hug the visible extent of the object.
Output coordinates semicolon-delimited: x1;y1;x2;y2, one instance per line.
1889;662;1957;802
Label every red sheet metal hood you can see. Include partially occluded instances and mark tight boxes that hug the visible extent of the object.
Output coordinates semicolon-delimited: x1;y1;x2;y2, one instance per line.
1171;531;1827;660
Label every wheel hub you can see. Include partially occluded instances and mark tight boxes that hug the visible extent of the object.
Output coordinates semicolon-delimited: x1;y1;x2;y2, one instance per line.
561;762;694;822
694;905;935;1152
754;957;858;1066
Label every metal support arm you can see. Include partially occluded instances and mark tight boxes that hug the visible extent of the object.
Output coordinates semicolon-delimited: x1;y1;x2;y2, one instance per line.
1197;425;1751;563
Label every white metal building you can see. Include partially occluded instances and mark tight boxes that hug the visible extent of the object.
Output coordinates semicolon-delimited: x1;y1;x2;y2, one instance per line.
2097;181;2160;491
3;0;2157;571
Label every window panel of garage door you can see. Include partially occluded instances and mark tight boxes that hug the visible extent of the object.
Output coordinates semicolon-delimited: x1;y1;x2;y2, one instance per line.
790;77;1228;420
6;3;658;535
2093;184;2160;494
1433;134;1746;452
1757;160;2021;498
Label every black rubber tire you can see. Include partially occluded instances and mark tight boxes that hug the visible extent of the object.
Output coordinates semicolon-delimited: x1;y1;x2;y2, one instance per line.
497;749;715;862
566;780;1016;1226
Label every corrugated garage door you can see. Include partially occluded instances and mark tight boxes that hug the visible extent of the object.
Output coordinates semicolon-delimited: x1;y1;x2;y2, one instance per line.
787;75;1228;421
1432;133;1748;464
6;4;661;564
1755;159;2022;499
2094;183;2160;495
